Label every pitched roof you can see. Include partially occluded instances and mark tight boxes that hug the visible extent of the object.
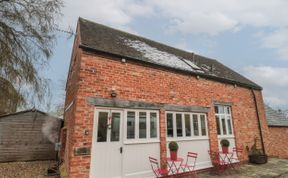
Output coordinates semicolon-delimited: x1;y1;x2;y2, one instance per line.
78;17;262;90
265;105;288;127
0;109;59;119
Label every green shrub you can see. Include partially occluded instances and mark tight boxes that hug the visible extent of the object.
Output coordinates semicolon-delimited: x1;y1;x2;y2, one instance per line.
220;139;230;147
168;141;179;151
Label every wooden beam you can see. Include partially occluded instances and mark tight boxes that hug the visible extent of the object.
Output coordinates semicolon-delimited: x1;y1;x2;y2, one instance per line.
86;97;210;113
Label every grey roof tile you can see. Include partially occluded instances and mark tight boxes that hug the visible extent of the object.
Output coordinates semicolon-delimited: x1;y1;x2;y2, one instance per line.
78;17;262;90
265;105;288;127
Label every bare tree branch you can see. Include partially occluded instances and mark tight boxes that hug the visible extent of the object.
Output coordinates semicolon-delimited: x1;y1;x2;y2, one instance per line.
0;0;63;109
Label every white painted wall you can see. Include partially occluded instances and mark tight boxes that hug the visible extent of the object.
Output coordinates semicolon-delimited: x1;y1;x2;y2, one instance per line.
166;139;212;170
122;142;160;178
218;136;238;161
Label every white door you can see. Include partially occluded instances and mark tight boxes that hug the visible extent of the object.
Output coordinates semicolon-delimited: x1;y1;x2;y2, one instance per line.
90;109;123;178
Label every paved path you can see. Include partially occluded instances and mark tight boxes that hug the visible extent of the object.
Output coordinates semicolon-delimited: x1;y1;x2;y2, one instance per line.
197;158;288;178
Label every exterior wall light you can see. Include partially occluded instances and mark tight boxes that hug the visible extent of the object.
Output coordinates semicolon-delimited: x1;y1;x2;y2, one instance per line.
111;89;117;97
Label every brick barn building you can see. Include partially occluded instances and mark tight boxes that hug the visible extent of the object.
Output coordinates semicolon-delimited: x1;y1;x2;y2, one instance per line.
62;18;270;178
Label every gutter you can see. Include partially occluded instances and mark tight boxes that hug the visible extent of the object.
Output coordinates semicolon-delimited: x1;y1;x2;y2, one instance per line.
251;89;266;155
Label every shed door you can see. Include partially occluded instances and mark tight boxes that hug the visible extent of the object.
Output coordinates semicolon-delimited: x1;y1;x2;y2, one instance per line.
90;110;123;178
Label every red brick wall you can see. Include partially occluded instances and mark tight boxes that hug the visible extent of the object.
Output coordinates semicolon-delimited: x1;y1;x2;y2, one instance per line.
267;127;288;158
63;23;83;175
63;48;269;178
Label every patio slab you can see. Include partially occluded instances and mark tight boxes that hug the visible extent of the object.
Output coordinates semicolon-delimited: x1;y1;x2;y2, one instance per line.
197;158;288;178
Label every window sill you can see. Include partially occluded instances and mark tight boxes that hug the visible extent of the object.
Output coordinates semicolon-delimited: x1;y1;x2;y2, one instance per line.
167;137;209;142
124;139;160;145
217;135;235;139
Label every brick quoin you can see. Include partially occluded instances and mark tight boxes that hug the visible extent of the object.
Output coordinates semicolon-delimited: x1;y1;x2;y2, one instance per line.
63;45;270;178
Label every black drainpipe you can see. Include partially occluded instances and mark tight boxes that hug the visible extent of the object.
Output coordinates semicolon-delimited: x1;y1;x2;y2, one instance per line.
251;88;266;155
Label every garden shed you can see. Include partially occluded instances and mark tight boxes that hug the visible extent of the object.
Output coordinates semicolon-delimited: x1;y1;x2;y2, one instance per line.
0;109;62;162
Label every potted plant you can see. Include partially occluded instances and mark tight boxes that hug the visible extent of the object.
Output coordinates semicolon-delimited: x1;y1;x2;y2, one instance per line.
168;141;179;160
220;139;230;153
248;142;268;164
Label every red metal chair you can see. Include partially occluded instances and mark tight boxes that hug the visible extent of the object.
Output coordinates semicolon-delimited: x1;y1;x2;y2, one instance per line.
208;150;227;174
149;157;169;177
180;152;198;176
231;147;244;168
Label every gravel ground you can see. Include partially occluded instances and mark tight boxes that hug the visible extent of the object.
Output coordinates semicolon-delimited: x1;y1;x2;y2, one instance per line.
0;160;57;178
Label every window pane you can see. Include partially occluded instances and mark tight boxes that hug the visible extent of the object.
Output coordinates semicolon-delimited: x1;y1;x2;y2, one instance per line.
111;113;120;142
227;117;232;135
200;115;206;136
193;114;199;136
176;114;183;137
127;111;135;139
150;112;157;138
221;116;227;135
166;113;173;137
97;112;108;142
216;115;221;135
226;106;231;114
219;106;224;113
139;112;147;138
185;114;191;137
214;106;219;114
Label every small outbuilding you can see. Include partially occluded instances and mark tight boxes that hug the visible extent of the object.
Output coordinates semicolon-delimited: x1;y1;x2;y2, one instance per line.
0;109;62;162
265;105;288;159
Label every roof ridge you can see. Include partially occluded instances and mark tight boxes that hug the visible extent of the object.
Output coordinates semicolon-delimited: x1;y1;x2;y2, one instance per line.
0;108;59;119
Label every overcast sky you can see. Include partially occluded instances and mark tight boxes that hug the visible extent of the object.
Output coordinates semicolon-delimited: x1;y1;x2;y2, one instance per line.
45;0;288;110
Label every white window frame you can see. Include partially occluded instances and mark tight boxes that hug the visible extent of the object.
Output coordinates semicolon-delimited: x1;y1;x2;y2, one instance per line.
166;111;209;141
215;105;234;138
124;109;160;144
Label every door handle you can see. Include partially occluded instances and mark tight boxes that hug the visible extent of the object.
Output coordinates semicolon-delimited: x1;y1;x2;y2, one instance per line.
120;147;123;154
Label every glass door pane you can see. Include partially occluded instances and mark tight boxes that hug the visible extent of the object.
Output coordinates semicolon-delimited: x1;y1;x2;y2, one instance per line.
97;112;108;142
111;112;121;142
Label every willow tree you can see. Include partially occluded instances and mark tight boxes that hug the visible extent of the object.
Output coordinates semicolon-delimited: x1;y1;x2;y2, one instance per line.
0;0;63;108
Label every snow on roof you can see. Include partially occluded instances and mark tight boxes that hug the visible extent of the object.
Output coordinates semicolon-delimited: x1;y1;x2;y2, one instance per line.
123;38;203;73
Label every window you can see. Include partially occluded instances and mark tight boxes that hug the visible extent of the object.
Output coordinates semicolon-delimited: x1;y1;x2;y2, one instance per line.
125;110;159;142
184;114;191;137
215;105;234;136
176;114;183;137
167;113;173;137
166;112;208;139
193;114;199;136
127;111;135;139
139;112;147;139
150;113;157;138
200;115;207;136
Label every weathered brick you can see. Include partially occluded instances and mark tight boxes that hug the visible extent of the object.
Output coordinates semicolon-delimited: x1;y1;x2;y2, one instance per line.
63;35;270;178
